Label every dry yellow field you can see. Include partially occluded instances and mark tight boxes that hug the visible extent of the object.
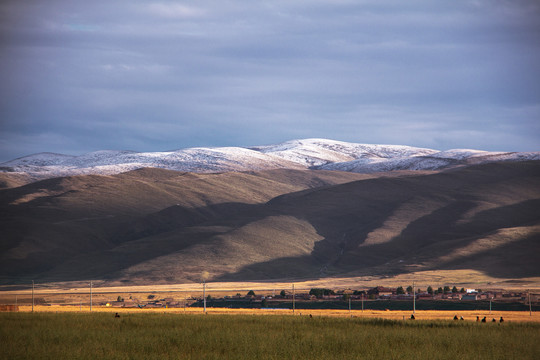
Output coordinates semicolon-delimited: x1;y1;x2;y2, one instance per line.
13;305;539;323
2;273;538;324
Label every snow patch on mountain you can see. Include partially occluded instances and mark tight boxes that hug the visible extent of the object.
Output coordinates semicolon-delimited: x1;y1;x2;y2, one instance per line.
0;146;304;179
1;138;539;181
251;138;437;167
318;156;456;173
431;149;503;160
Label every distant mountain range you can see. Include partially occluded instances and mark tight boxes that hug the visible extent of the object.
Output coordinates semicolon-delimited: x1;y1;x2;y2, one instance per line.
2;139;539;183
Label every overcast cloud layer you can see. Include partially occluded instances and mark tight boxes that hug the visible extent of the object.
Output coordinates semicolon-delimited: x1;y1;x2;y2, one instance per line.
1;0;539;162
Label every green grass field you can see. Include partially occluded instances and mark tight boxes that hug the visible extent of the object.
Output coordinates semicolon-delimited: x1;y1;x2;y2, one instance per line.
1;313;539;359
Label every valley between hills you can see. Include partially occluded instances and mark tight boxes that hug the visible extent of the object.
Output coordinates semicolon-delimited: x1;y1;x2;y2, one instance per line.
1;159;539;289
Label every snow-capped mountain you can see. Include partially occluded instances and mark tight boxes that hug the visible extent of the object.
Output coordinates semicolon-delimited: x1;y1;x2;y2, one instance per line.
249;139;438;167
1;138;539;181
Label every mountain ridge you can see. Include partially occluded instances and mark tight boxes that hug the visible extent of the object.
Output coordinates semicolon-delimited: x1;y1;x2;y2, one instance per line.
2;138;538;184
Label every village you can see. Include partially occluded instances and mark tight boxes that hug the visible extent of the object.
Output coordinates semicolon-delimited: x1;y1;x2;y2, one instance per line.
101;286;538;311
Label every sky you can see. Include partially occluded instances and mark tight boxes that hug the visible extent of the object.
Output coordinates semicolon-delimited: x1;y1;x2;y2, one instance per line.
1;0;539;162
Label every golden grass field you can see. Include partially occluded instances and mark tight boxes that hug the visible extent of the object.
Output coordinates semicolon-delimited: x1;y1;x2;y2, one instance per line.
10;305;539;323
4;309;539;359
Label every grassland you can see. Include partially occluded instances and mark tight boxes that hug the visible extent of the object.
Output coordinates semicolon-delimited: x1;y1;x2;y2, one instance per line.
11;304;540;323
1;312;539;359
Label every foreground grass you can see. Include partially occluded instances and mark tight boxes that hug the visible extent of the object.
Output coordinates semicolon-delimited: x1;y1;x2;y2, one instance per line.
1;313;539;359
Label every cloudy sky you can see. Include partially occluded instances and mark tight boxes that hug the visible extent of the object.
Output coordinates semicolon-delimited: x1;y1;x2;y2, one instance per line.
1;0;539;161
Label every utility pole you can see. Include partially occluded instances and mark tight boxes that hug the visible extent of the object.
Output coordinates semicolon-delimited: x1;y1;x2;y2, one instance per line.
90;281;93;312
529;291;532;316
292;284;295;315
201;271;209;313
32;280;34;313
412;281;416;315
203;280;206;313
490;297;493;314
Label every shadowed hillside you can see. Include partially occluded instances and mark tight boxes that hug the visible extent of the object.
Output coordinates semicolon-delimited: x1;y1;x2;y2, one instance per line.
1;162;539;285
0;168;369;283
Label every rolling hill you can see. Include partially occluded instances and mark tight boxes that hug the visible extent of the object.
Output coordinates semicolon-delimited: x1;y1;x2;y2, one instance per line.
0;168;370;283
1;159;539;285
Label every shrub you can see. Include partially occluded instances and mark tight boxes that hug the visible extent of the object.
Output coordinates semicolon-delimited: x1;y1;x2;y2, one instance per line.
309;288;335;298
443;286;451;294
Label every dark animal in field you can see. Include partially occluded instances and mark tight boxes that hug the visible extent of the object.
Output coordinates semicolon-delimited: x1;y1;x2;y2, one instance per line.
115;313;120;318
410;314;415;320
500;317;504;323
453;315;458;320
481;317;486;323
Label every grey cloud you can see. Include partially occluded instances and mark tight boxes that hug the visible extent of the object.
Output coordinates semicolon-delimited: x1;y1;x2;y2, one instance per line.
1;0;539;162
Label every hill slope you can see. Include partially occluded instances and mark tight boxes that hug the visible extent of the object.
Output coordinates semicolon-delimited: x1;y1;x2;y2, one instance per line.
0;168;369;283
1;162;539;285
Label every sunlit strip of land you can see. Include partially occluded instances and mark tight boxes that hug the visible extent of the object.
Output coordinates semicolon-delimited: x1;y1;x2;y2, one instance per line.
3;271;540;295
14;305;539;323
